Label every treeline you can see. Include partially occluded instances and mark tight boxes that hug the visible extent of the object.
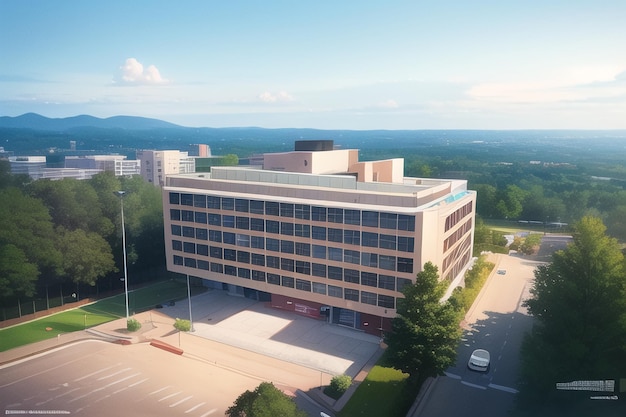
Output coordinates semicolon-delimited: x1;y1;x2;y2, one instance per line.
0;160;165;307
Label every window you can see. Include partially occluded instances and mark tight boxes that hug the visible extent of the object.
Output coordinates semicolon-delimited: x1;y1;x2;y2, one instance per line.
236;217;249;230
328;247;342;261
361;272;377;287
210;246;223;259
397;257;414;273
223;215;235;228
312;263;326;277
378;295;395;308
344;250;361;264
379;234;396;250
328;208;343;223
281;276;294;288
295;204;310;220
361;291;377;305
207;196;220;209
252;270;265;281
312;226;326;240
222;198;234;211
281;240;294;254
328;228;343;243
251;253;265;266
266;220;279;234
198;260;209;270
379;255;396;271
312;245;326;259
312;282;326;295
265;201;279;216
238;268;250;279
210;262;223;273
182;226;194;238
250;218;264;231
295;278;311;291
225;265;237;276
251;236;264;249
208;213;221;226
281;258;294;272
343;230;360;246
295;224;310;238
328;266;343;280
197;244;209;256
235;199;249;212
362;232;378;248
295;242;310;256
182;210;194;222
169;192;180;205
224;249;236;261
380;213;397;229
344;209;361;225
361;252;378;267
266;238;279;252
344;269;360;284
184;257;196;268
267;273;280;285
172;240;182;251
209;230;222;243
344;289;359;302
173;255;183;265
379;274;396;290
328;285;342;298
195;212;207;224
398;236;414;252
280;203;294;217
398;215;415;231
237;251;250;264
194;194;206;208
170;209;181;221
236;234;250;247
171;224;182;236
362;211;379;227
223;232;235;245
181;193;193;206
295;260;311;275
266;256;280;269
311;206;326;222
196;228;208;240
280;222;294;236
250;200;264;214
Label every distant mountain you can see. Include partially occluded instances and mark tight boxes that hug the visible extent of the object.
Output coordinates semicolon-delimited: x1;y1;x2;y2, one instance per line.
0;113;182;130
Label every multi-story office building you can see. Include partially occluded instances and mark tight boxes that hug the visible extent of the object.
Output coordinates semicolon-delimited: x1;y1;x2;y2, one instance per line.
137;150;195;186
64;155;141;176
162;141;476;335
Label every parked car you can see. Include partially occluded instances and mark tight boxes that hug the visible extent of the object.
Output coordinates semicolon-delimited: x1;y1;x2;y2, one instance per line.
468;349;490;372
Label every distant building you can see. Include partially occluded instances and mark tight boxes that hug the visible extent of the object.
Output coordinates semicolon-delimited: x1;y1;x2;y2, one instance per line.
65;155;140;176
8;156;47;177
137;150;195;186
162;140;476;335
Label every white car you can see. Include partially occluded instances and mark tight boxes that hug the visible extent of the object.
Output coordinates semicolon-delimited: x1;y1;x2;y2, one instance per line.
468;349;490;372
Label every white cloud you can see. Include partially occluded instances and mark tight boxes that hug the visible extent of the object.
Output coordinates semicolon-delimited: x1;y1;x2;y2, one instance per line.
378;99;399;109
118;58;168;85
258;91;294;103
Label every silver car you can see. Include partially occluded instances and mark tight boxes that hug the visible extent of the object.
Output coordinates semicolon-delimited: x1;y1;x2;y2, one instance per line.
468;349;490;372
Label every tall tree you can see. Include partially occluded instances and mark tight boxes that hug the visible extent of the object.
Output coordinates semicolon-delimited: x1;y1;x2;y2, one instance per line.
520;216;626;407
385;262;463;382
56;227;117;286
226;382;306;417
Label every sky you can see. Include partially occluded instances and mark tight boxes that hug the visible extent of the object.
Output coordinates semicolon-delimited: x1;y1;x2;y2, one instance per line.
1;1;625;130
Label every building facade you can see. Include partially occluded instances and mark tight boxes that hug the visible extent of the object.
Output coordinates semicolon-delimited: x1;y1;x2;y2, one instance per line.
162;141;476;335
137;150;195;186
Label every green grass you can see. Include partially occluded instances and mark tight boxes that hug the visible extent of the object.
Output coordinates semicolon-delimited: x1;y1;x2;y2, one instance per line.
0;279;205;352
338;365;414;417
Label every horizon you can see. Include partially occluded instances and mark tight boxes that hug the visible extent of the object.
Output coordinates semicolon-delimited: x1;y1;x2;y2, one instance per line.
1;1;625;130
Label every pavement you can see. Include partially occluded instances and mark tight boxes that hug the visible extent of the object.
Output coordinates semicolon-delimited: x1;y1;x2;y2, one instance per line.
0;289;384;414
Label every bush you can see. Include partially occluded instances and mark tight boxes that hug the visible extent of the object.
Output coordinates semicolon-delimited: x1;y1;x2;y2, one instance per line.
324;374;352;399
127;318;141;332
174;318;191;332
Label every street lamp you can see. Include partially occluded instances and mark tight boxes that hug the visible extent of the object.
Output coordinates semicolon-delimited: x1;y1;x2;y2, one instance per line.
187;274;195;332
114;190;130;320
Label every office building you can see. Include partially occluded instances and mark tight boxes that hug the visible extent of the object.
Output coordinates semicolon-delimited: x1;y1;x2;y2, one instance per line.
162;141;476;335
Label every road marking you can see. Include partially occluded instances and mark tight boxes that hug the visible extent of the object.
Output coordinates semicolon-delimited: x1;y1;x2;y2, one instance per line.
159;391;183;402
128;377;148;387
98;367;133;380
74;364;119;381
170;395;194;407
461;381;487;390
488;383;519;394
200;409;218;417
185;402;206;413
149;386;171;395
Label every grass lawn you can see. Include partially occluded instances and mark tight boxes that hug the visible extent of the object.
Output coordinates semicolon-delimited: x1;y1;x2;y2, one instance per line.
0;279;205;352
339;365;415;417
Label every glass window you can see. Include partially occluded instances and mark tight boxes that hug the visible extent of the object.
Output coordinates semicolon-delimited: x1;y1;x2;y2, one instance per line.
328;247;343;261
296;261;311;275
266;238;280;252
209;230;222;242
169;192;180;205
211;262;223;273
208;213;221;226
362;232;378;248
344;209;360;225
265;201;279;216
223;232;235;245
295;224;310;238
172;240;182;251
296;279;311;291
280;203;294;218
361;272;378;287
267;256;280;269
328;228;343;243
223;215;235;228
311;206;326;222
250;200;264;214
362;211;379;227
238;268;250;279
344;250;361;264
197;244;209;256
312;245;326;259
181;193;193;206
379;274;396;290
312;263;326;277
281;276;294;288
194;194;206;208
295;204;310;220
344;269;360;284
281;240;294;254
312;282;326;295
196;228;208;240
182;210;194;222
266;220;280;234
182;226;194;238
328;266;343;280
378;295;395;308
194;212;207;224
281;258;294;272
280;222;294;236
344;289;359;301
198;260;209;270
222;198;234;211
295;242;310;256
328;208;343;223
184;257;196;268
397;257;414;273
328;285;342;298
379;234;396;250
210;246;222;259
250;218;264;231
398;215;415;231
224;249;236;261
361;252;378;267
207;196;221;209
251;236;264;249
252;270;265;281
170;209;181;221
361;291;377;305
343;230;360;246
380;213;397;229
251;253;265;266
312;226;327;240
173;255;183;265
225;265;237;276
379;255;396;271
236;234;250;247
171;224;182;236
398;236;414;252
267;273;280;285
237;250;250;264
235;199;249;212
236;217;250;230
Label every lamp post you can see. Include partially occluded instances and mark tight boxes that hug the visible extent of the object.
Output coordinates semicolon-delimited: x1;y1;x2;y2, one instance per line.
187;274;194;332
114;190;130;320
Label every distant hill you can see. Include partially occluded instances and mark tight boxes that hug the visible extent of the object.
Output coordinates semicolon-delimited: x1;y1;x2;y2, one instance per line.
0;113;181;130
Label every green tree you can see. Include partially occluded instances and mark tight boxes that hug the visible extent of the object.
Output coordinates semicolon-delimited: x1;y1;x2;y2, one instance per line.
495;184;528;219
220;154;239;166
520;216;626;408
226;382;306;417
385;262;463;382
0;244;39;301
56;227;117;286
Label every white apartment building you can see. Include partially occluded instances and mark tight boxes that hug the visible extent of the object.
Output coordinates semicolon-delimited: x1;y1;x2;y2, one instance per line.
162;141;476;335
64;155;140;176
137;150;195;186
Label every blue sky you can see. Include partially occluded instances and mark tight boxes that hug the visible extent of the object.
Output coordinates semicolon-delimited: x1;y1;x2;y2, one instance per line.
1;1;625;129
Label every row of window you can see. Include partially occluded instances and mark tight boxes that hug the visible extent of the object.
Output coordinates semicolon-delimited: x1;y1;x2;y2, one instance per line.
169;193;416;231
443;218;473;252
172;239;414;274
445;201;473;232
171;221;415;252
172;255;397;309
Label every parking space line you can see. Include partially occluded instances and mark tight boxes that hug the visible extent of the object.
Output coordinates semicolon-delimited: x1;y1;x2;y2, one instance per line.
148;386;171;395
185;402;206;413
158;391;182;402
200;409;218;417
74;364;119;382
97;367;133;380
170;395;193;407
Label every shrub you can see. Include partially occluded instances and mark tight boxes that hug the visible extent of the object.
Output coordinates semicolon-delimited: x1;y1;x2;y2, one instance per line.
126;318;141;332
324;374;352;399
174;318;191;332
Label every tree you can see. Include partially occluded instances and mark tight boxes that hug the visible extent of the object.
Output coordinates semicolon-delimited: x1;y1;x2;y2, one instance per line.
385;262;463;382
226;382;306;417
56;227;117;286
0;244;39;301
520;216;626;407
